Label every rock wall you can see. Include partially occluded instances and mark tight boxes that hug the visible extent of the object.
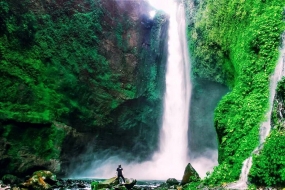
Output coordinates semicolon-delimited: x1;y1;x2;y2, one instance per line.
0;0;168;177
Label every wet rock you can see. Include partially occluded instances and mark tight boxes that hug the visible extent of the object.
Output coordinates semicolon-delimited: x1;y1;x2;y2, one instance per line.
180;163;200;185
77;182;87;188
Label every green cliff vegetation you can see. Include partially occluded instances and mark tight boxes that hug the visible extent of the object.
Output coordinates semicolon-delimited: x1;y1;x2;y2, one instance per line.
185;0;285;187
0;0;126;127
248;78;285;187
0;0;168;175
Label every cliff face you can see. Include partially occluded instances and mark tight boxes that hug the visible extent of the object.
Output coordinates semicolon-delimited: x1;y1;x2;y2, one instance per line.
184;0;285;187
0;0;168;177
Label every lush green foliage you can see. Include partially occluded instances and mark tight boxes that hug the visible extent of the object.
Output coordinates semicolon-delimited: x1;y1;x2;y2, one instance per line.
249;78;285;186
0;1;134;128
184;181;201;190
249;130;285;186
186;0;285;186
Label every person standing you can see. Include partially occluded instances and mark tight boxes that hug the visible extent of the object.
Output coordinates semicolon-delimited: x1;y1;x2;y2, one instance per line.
116;165;125;184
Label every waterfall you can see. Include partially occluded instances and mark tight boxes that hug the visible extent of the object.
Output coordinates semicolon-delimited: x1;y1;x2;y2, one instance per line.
148;0;191;179
75;0;193;180
121;0;192;180
227;33;285;189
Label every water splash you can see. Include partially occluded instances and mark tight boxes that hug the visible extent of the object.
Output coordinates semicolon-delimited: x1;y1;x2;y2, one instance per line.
227;33;285;189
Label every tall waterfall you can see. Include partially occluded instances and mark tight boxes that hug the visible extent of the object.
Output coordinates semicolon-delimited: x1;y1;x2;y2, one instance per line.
123;0;192;179
227;33;285;189
148;0;191;179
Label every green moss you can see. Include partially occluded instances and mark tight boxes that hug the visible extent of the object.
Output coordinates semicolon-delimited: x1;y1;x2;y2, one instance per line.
186;0;285;185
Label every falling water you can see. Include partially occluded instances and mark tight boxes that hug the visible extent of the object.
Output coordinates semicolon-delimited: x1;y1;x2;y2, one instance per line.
76;0;193;180
147;0;191;179
123;0;192;179
227;33;285;189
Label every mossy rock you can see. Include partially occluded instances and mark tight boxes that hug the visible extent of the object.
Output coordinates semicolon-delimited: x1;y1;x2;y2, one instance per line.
97;177;119;189
181;163;200;185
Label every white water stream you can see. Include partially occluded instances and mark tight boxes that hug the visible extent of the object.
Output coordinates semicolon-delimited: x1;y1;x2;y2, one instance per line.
227;33;285;189
147;0;191;179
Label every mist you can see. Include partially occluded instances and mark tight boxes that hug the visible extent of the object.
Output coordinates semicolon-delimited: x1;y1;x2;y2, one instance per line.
70;148;218;180
188;79;229;155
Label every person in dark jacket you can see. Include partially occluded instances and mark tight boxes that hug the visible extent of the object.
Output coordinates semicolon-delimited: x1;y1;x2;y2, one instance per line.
116;165;125;184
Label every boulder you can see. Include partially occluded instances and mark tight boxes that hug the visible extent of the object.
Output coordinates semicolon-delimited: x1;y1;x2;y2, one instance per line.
124;178;137;189
20;170;57;189
166;178;179;186
96;177;136;190
97;177;119;189
180;163;200;185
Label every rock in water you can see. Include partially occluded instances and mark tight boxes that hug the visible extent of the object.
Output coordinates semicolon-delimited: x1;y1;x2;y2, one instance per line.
180;163;200;185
